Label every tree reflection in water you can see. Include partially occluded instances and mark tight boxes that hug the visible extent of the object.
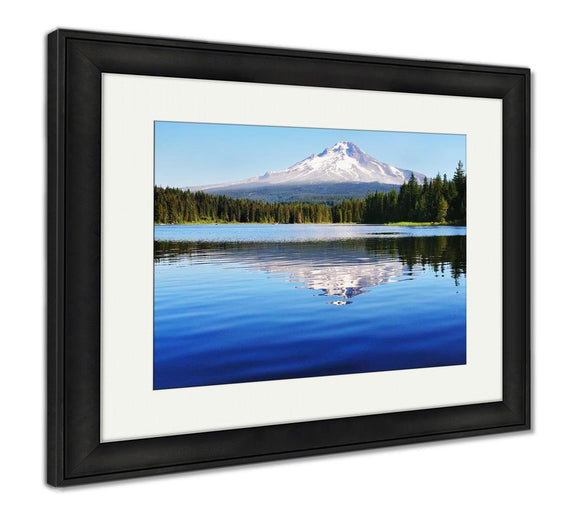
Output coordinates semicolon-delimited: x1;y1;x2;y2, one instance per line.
155;236;466;304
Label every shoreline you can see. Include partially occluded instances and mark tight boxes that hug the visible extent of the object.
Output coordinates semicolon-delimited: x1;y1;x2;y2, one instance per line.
154;221;465;227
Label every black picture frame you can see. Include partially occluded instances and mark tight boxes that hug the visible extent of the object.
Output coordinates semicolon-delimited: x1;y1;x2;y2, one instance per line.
47;29;530;486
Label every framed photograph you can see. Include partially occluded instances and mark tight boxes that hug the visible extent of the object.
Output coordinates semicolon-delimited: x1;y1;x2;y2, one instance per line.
47;29;530;486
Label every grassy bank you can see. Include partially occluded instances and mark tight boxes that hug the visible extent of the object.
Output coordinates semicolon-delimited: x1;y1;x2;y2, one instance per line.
155;221;464;226
385;221;464;227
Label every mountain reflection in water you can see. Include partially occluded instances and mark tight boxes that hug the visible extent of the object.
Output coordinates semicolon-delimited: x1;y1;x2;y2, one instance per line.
155;236;466;303
154;231;466;389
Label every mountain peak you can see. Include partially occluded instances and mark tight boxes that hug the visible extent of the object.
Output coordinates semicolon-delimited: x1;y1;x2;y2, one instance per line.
332;140;357;150
189;141;427;192
318;141;362;158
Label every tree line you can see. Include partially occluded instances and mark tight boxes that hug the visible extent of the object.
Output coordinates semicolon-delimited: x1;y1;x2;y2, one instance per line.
155;161;466;225
155;187;334;224
362;161;466;224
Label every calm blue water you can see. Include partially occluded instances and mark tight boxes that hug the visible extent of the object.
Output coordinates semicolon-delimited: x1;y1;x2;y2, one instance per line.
154;224;466;390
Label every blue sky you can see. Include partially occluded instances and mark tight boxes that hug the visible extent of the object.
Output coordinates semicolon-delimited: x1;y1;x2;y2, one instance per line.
154;121;466;188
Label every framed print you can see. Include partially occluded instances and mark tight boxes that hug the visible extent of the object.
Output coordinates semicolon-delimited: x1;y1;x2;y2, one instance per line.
47;29;530;486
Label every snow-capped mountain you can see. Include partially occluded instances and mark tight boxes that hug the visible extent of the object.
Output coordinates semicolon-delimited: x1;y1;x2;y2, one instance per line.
191;141;426;191
184;141;427;202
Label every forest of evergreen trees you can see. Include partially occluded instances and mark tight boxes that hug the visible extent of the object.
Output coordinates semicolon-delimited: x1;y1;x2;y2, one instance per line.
155;162;466;225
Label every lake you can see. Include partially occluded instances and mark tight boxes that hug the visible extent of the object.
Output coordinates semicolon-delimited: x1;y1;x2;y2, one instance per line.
154;224;466;390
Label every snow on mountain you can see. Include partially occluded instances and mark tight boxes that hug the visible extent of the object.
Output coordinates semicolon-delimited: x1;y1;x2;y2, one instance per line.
189;141;427;191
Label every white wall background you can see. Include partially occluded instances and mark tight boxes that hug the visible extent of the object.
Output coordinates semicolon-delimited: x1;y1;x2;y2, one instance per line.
1;1;576;507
